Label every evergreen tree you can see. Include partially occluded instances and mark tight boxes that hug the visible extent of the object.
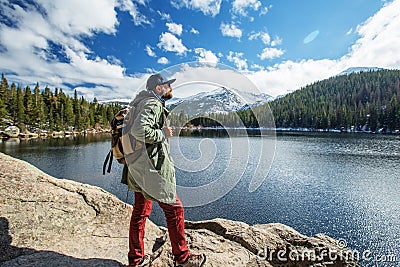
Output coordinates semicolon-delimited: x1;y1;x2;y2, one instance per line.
23;85;34;127
16;86;25;124
0;98;7;125
0;73;8;106
73;90;82;130
8;83;17;123
80;96;90;129
63;97;74;128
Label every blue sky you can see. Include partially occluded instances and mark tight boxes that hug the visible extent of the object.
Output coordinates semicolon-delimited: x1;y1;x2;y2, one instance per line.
1;0;399;100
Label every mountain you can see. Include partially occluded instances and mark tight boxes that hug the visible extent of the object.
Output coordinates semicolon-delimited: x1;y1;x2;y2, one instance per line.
337;67;385;76
167;87;273;116
98;87;272;117
99;98;131;106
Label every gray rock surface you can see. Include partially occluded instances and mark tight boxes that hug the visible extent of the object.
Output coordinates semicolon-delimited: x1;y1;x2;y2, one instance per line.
0;152;358;266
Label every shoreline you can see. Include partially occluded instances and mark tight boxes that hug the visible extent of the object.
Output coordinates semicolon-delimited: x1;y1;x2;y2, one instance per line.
2;124;400;141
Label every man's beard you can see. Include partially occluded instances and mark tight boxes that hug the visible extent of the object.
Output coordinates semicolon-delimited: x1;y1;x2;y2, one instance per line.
162;89;173;100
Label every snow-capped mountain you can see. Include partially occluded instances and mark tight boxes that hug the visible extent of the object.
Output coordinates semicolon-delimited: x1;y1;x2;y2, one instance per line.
337;67;385;76
99;98;131;106
167;87;273;116
98;87;272;116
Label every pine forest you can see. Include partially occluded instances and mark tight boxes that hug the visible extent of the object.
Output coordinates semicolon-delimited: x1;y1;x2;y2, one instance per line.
0;74;122;134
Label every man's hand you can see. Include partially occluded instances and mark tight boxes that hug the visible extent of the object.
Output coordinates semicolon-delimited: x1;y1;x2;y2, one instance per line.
162;126;173;139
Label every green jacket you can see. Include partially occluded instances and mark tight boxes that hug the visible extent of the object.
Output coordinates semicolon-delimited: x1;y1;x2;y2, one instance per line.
125;90;176;204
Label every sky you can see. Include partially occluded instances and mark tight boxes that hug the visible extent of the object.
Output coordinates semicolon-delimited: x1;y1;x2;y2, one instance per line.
1;0;400;100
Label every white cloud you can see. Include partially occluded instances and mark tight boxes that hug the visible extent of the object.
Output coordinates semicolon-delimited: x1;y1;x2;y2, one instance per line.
232;0;262;16
171;0;222;17
164;63;262;98
40;0;119;36
145;45;156;57
65;47;125;79
271;36;283;46
166;22;183;36
247;59;344;97
0;0;148;100
145;68;158;73
258;48;285;60
117;0;151;26
157;10;171;21
190;28;200;34
158;57;170;64
220;23;242;39
157;32;188;55
194;48;219;65
344;0;400;68
134;0;147;6
259;6;269;15
248;32;259;41
107;55;122;65
251;64;265;71
227;51;248;71
248;31;271;45
74;85;113;101
346;28;353;35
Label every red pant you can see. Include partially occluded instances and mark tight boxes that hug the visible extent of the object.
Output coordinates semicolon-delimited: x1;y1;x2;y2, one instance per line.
128;192;189;266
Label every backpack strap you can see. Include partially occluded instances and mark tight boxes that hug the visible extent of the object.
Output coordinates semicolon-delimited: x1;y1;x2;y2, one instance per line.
102;149;113;175
148;142;162;159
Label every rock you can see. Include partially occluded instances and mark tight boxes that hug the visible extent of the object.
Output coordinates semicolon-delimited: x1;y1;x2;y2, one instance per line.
0;152;358;266
3;126;20;138
185;220;358;266
0;152;161;266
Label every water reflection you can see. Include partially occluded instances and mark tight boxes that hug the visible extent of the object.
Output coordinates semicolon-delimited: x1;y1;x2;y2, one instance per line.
1;134;111;150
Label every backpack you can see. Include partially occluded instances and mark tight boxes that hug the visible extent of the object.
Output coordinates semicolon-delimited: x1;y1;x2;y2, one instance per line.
102;107;142;175
102;108;129;175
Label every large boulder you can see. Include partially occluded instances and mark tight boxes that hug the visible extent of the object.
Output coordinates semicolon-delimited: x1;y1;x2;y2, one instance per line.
0;152;358;266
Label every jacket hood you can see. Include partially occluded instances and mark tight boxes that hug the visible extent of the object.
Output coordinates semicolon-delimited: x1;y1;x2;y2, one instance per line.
131;90;159;106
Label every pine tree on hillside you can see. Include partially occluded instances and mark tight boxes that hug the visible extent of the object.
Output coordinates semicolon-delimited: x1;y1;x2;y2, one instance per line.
63;97;74;128
0;74;123;132
32;82;46;130
0;74;8;105
0;98;7;124
268;70;400;132
8;83;17;123
23;85;34;127
16;86;25;125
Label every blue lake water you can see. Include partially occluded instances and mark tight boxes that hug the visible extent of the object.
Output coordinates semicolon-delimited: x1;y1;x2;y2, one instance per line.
1;132;399;266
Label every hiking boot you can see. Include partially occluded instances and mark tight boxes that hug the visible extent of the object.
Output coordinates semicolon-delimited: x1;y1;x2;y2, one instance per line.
175;253;206;267
136;254;151;266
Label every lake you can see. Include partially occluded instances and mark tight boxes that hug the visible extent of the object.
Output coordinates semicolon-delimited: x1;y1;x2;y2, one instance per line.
1;132;399;266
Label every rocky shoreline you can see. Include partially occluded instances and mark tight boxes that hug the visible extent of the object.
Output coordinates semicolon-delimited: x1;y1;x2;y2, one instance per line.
0;152;358;266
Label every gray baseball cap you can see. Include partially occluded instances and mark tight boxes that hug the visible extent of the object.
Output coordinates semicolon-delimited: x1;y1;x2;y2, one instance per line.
146;73;176;90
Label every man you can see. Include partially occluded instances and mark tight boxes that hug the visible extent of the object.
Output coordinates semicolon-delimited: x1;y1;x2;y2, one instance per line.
125;74;206;267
